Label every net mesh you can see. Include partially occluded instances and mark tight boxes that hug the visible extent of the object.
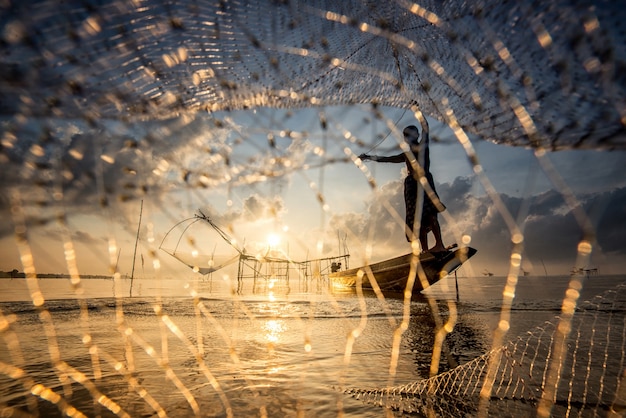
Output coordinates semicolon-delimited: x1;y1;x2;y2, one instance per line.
344;284;626;417
2;0;625;148
1;1;626;417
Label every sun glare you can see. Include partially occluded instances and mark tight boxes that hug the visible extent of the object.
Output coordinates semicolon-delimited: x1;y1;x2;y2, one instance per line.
267;233;281;248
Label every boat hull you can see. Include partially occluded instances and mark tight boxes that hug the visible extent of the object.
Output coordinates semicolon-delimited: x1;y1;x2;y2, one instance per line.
329;247;477;293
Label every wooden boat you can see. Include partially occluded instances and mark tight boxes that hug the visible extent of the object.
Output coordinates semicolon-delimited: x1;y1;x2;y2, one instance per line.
329;247;477;293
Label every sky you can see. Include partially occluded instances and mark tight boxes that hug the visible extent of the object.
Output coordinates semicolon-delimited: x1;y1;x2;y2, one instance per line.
1;105;625;278
1;1;625;282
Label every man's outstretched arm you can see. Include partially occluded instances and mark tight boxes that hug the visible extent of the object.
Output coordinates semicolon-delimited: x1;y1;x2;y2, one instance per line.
416;110;429;145
359;153;405;163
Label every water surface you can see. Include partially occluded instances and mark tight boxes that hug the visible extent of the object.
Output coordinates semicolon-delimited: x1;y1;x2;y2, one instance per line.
0;274;623;417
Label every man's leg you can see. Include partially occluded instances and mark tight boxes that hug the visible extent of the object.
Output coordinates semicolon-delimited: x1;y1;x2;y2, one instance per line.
419;226;429;253
404;178;417;243
429;215;446;252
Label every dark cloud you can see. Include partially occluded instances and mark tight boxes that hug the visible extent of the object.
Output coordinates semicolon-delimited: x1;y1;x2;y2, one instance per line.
457;182;626;267
590;187;626;255
328;175;626;270
528;189;567;217
524;212;580;262
437;177;474;213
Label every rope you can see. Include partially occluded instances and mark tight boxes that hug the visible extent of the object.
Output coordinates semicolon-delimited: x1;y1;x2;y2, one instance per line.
158;216;199;253
363;106;409;155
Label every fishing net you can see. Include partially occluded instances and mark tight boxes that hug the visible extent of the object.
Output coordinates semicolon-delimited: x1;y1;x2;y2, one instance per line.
1;0;626;417
2;0;625;149
345;283;626;417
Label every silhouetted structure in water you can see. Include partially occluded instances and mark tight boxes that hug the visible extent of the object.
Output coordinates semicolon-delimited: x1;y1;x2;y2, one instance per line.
161;212;351;291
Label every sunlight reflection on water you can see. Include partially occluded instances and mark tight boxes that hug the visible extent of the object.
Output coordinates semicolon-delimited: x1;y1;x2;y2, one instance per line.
0;275;624;416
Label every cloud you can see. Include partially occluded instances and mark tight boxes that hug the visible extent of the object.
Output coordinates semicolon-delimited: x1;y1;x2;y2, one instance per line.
458;183;626;268
324;175;626;270
0;114;262;239
328;211;368;239
241;194;285;222
588;187;626;255
192;194;288;253
528;189;568;217
437;176;475;214
324;179;410;260
72;230;100;244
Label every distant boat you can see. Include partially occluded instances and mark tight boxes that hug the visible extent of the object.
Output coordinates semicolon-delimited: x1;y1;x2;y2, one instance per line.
483;269;494;277
329;247;477;294
570;267;599;277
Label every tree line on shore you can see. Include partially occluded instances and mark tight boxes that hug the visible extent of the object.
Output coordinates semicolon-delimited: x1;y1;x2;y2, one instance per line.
0;270;112;279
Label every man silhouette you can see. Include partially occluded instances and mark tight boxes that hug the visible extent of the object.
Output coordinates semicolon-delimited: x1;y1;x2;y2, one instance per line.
360;113;447;254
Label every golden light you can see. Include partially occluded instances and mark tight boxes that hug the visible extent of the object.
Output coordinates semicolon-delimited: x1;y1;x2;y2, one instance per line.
264;319;285;344
267;233;281;248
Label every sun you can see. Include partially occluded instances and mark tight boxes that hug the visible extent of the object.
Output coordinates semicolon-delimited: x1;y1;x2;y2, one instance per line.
267;233;281;248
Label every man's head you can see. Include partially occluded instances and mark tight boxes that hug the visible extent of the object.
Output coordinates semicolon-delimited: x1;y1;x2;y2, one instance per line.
403;125;419;144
